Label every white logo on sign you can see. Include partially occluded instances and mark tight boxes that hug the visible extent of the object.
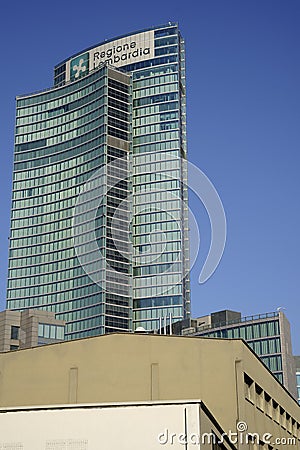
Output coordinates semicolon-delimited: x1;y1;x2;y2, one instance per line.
73;58;87;78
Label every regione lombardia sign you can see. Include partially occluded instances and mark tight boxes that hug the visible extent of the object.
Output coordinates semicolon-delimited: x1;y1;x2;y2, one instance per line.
66;30;155;82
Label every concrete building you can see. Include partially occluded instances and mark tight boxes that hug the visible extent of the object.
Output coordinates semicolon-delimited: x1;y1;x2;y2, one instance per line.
167;310;297;399
0;309;65;351
0;401;237;450
7;23;190;338
0;333;299;449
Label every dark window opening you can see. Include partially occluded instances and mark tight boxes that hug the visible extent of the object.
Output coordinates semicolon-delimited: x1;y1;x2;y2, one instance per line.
11;325;19;340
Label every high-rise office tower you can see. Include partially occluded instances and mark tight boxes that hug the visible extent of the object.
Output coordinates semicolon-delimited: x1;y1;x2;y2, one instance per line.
7;23;190;338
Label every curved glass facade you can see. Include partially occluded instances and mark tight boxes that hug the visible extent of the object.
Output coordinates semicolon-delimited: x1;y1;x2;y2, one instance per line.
7;65;132;339
7;23;190;336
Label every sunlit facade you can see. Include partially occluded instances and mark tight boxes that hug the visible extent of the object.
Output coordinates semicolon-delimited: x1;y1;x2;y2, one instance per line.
7;66;132;338
7;23;190;336
176;310;297;398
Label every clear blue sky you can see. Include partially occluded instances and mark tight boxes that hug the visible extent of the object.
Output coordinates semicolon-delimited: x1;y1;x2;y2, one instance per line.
0;1;299;351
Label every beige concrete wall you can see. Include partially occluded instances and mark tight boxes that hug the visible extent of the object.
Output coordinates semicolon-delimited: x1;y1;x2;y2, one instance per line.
0;310;20;352
19;309;65;349
279;311;297;398
0;309;65;352
0;401;236;450
0;334;298;449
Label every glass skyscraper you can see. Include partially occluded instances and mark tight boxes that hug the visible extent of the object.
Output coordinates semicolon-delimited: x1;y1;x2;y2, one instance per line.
7;23;190;337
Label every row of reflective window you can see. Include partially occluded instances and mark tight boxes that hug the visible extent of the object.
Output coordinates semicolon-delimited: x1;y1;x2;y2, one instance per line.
199;320;280;340
133;120;178;137
9;250;129;285
133;217;182;236
8;265;103;289
260;355;283;372
16;106;105;144
133;282;182;299
8;233;123;272
15;119;105;157
134;195;180;209
8;291;103;313
133;130;179;146
56;304;105;324
132;63;178;81
133;262;182;277
134;273;182;289
11;187;103;218
133;209;180;225
133;140;179;154
16;99;105;133
134;178;180;194
9;227;82;248
133;112;178;129
14;132;105;171
133;92;177;108
10;218;77;239
38;323;65;340
7;282;101;306
133;157;180;175
17;81;106;117
133;294;182;309
134;249;182;266
135;306;183;320
13;144;105;180
136;240;180;257
17;68;107;107
247;338;281;356
12;162;101;199
57;303;130;325
121;55;178;75
7;273;104;298
66;326;104;339
133;100;178;118
17;100;105;141
9;256;78;277
133;72;178;90
12;179;113;216
12;185;83;211
9;239;75;259
133;82;178;99
134;241;182;258
133;169;180;185
16;89;105;127
65;316;107;334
